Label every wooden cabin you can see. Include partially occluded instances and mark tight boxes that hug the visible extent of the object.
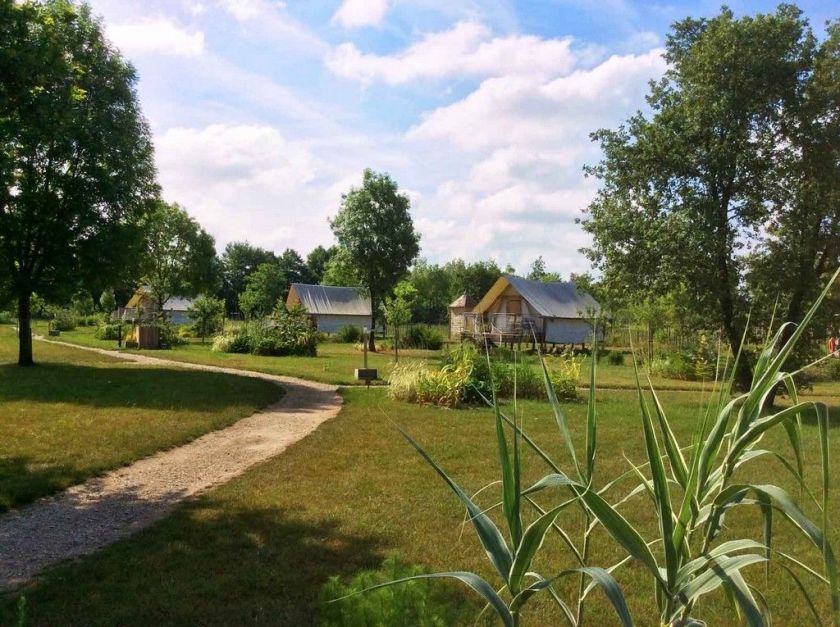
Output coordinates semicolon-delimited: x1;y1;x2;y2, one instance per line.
448;293;476;337
286;283;372;333
462;275;601;347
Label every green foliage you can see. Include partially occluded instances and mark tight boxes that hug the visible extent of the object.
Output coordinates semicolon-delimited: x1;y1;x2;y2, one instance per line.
825;359;840;382
334;324;363;344
526;256;561;282
49;308;76;331
94;321;124;341
220;242;277;314
330;169;421;338
382;268;840;626
154;318;187;348
306;245;336;286
212;307;317;357
400;325;444;350
387;358;471;408
319;556;474;627
0;312;14;325
139;201;219;312
582;6;840;389
0;0;157;364
71;291;96;316
238;263;287;320
607;350;625;366
187;295;225;343
99;290;116;313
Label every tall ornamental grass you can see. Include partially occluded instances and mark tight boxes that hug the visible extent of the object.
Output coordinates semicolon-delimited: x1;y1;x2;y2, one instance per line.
355;268;840;626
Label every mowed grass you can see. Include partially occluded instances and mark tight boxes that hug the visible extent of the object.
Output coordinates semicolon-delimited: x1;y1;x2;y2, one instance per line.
50;323;734;391
48;323;442;385
0;326;281;510
4;386;839;626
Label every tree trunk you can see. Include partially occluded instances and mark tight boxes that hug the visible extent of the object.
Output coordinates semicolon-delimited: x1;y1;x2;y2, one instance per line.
17;292;34;367
368;305;377;352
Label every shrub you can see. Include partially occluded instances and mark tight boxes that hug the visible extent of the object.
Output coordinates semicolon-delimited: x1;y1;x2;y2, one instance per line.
607;350;625;366
155;318;187;348
401;325;445;350
319;556;474;627
50;308;77;331
0;311;14;324
825;358;840;381
648;352;693;379
335;324;363;344
211;307;318;357
76;314;99;327
94;322;124;341
547;352;582;401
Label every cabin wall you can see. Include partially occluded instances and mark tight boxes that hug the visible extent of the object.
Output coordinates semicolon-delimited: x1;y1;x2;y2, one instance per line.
314;314;372;334
449;307;465;337
484;286;536;317
544;318;601;344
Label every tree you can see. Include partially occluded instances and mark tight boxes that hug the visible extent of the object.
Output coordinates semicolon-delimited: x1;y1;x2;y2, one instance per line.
321;247;361;287
0;0;157;365
139;201;219;315
330;169;420;349
99;289;116;314
383;281;417;362
238;262;286;319
277;248;309;288
187;295;225;343
526;256;562;282
306;245;336;285
220;242;276;314
444;259;503;302
581;6;831;390
407;260;451;324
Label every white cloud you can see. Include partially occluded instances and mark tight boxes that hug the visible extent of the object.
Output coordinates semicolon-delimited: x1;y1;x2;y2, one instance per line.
331;0;391;29
405;49;667;274
108;17;205;57
326;20;577;84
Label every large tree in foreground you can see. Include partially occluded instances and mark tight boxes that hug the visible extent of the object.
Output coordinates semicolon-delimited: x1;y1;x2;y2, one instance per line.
330;169;420;350
0;0;157;365
139;201;218;314
582;5;839;390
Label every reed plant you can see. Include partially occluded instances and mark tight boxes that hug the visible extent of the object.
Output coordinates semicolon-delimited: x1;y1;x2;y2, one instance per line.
348;268;840;626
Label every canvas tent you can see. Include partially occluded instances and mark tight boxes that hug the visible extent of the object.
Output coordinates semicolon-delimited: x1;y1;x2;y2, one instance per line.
124;287;194;325
471;275;601;345
448;292;476;337
286;283;372;333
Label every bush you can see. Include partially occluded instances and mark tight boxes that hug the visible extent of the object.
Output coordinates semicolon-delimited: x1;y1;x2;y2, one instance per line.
94;322;124;341
155;318;187;348
0;311;14;324
547;353;582;401
335;324;363;344
607;350;625;366
319;556;474;627
50;308;77;331
825;358;840;381
400;325;445;350
211;307;318;357
76;314;99;327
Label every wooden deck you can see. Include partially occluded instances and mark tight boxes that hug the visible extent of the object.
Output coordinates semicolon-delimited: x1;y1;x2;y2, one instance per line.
458;313;544;346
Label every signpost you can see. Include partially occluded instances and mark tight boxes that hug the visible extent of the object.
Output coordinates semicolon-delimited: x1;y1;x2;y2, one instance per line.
354;326;377;386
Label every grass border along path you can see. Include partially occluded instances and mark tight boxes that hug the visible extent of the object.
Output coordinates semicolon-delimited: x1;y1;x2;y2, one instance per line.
0;339;341;591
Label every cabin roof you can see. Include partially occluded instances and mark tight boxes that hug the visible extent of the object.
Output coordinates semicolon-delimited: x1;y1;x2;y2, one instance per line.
286;283;372;316
473;275;600;319
125;287;194;312
448;293;476;309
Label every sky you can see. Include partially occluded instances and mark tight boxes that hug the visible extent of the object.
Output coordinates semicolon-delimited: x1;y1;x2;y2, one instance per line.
84;0;839;277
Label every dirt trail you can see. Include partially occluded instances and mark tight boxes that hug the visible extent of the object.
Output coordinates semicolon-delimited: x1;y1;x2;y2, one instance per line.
0;340;341;591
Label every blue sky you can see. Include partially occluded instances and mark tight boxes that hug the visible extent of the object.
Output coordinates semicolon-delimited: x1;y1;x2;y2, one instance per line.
86;0;839;276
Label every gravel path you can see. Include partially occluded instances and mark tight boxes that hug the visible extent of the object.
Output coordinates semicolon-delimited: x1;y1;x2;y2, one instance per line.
0;340;342;591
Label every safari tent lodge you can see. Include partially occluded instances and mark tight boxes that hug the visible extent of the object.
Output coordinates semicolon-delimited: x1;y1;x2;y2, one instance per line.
286;283;372;333
453;275;601;347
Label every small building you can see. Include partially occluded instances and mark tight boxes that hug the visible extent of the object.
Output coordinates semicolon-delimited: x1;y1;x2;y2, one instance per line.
124;287;194;325
286;283;372;333
465;275;601;346
448;292;476;337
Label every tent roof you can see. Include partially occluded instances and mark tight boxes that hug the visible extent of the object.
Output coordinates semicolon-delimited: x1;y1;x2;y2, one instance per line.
448;293;476;309
125;287;193;312
473;275;600;318
287;283;371;316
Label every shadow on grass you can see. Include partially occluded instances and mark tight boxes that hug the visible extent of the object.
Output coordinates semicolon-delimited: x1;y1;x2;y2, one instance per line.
0;456;81;513
796;403;840;427
0;499;391;626
0;363;277;412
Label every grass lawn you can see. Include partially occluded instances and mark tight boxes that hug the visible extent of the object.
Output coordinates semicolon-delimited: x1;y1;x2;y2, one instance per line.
42;323;441;386
0;326;281;511
45;323;735;391
4;385;838;625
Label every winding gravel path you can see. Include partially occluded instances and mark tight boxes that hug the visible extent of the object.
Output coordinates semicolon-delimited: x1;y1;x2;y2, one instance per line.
0;340;342;591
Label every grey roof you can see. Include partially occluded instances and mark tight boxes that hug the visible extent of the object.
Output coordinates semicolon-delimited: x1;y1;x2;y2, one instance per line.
505;275;600;318
162;296;194;312
290;283;371;316
448;293;476;309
